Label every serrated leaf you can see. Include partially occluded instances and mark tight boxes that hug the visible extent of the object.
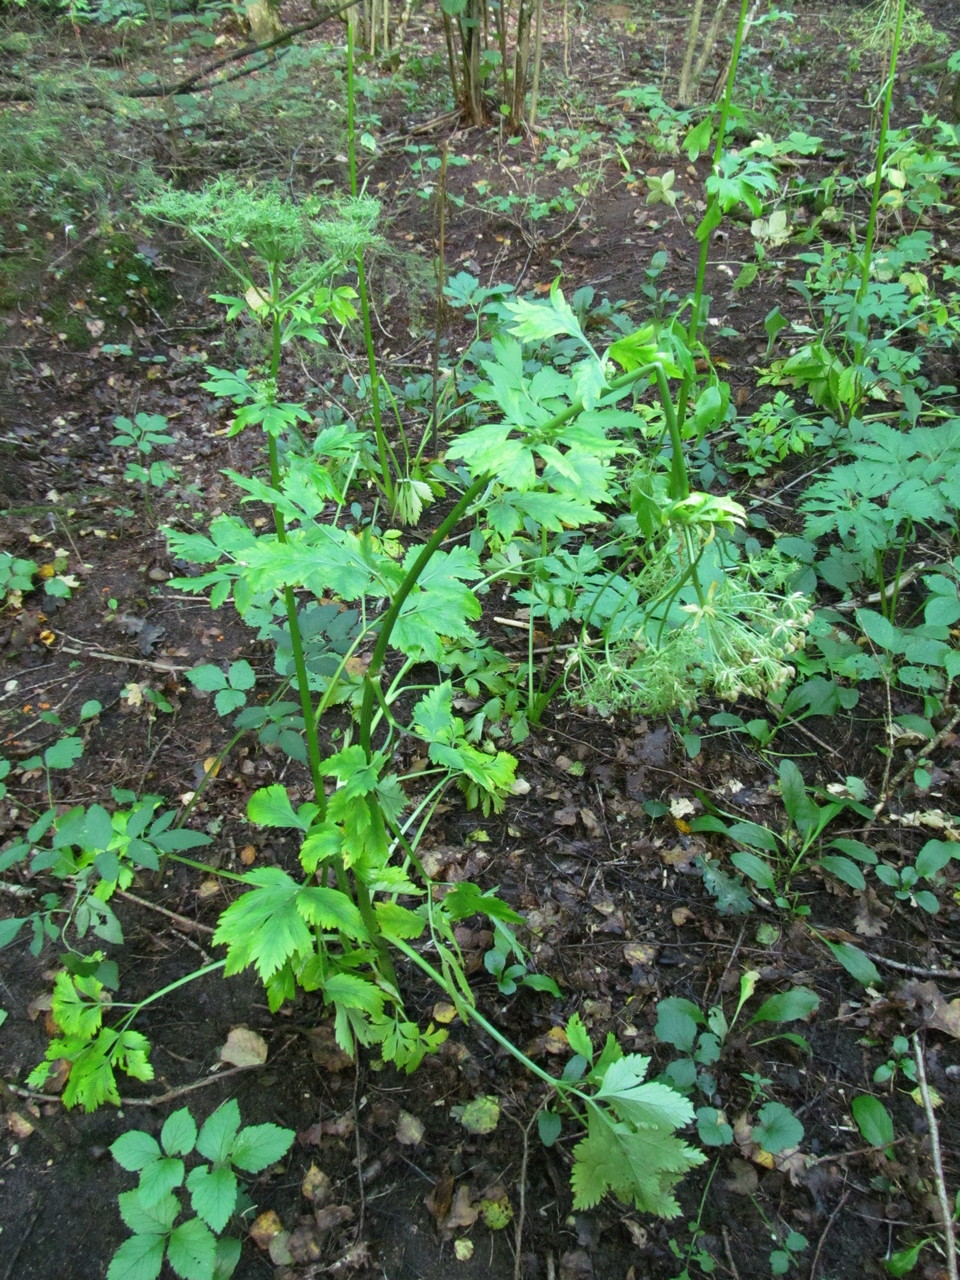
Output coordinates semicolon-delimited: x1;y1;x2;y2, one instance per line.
107;1232;166;1280
161;1108;198;1157
597;1072;695;1132
138;1156;185;1207
322;971;385;1015
296;885;366;938
565;1012;593;1061
229;1122;295;1174
856;608;899;651
118;1188;179;1236
186;664;228;692
212;868;314;982
111;1129;162;1172
45;736;84;770
196;1099;241;1164
166;1217;217;1280
187;1163;238;1233
654;998;703;1052
246;785;314;830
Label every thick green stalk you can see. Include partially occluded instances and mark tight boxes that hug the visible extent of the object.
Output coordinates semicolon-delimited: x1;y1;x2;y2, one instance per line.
853;0;906;362
676;0;751;434
346;22;397;510
263;294;329;826
687;0;750;349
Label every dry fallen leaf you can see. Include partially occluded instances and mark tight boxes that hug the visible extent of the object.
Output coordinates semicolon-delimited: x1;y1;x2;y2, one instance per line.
219;1026;268;1067
249;1209;285;1251
395;1110;425;1146
899;980;960;1039
623;941;659;966
301;1165;333;1206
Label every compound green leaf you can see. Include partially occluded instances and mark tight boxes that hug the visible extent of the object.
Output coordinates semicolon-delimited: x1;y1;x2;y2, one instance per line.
212;868;314;982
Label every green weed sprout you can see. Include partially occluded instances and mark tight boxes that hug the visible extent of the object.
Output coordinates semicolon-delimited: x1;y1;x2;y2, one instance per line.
108;1098;294;1280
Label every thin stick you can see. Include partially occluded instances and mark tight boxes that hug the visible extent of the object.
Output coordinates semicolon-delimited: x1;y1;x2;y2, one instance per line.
11;1063;260;1109
809;1188;850;1280
58;642;192;673
912;1033;958;1280
865;953;960;982
114;889;215;937
510;1108;538;1280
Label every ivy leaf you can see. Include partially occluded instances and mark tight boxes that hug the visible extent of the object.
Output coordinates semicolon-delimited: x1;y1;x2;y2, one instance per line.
655;998;704;1052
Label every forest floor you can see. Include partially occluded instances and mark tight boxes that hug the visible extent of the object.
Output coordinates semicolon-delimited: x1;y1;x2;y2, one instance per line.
2;0;960;1277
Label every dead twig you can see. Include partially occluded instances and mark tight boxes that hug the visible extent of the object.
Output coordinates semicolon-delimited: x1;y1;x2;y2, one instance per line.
869;706;960;829
58;641;192;673
809;1188;850;1280
508;1107;540;1280
912;1033;958;1280
720;1223;742;1280
864;953;960;981
114;888;215;939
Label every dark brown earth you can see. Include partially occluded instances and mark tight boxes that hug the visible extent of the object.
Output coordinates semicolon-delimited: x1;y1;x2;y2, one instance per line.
1;1;960;1277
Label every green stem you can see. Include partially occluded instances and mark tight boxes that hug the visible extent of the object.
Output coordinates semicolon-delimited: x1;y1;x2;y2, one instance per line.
389;935;573;1097
346;21;396;510
263;305;329;828
116;961;227;1032
853;0;906;363
676;0;751;433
